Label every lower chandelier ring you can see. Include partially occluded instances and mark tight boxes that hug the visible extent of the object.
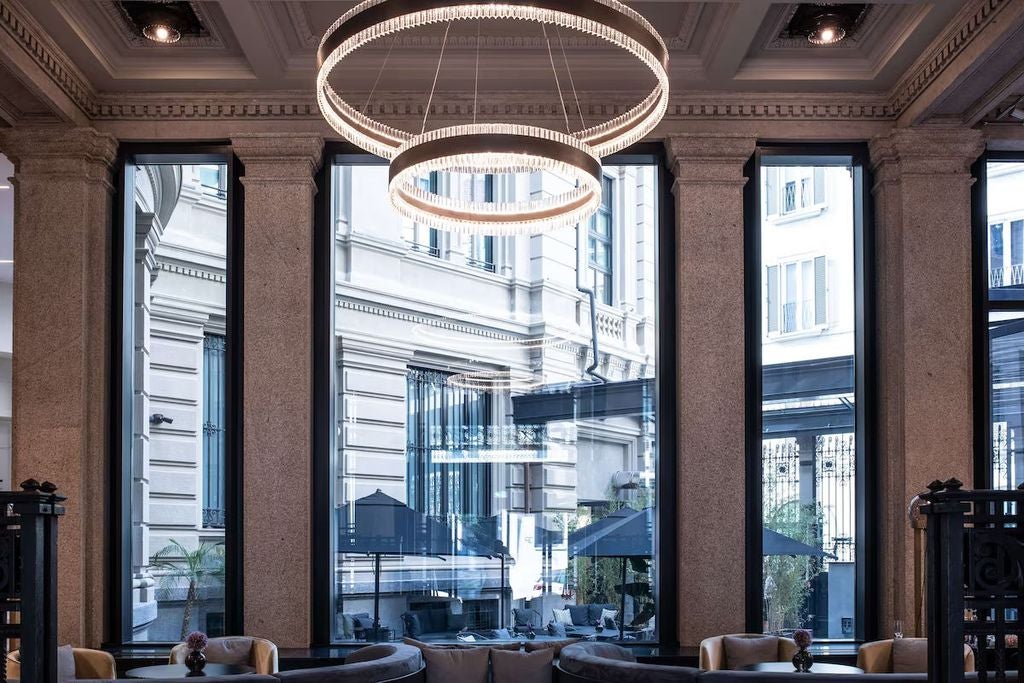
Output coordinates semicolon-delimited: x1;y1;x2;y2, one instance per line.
388;124;603;235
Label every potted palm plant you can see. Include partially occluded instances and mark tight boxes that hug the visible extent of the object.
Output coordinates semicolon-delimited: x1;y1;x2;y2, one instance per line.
150;540;225;640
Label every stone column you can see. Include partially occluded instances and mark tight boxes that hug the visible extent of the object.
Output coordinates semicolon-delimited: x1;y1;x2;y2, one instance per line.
665;134;756;646
0;127;117;647
869;126;984;637
232;134;323;647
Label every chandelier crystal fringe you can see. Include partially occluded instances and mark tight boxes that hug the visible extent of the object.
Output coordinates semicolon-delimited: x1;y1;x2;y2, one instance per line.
317;0;669;234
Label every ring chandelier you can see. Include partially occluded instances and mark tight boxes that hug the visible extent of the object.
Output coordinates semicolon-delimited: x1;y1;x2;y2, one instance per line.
316;0;669;235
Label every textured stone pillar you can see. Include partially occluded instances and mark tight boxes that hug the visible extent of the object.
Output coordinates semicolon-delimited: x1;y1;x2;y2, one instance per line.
232;134;323;646
869;126;984;637
0;127;117;647
665;134;756;646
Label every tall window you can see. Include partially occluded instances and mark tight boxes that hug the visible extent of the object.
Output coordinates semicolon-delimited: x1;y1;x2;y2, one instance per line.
118;156;237;643
403;174;440;256
325;159;663;645
0;155;12;491
976;158;1024;489
203;334;226;529
749;150;871;641
407;368;492;517
589;175;614;305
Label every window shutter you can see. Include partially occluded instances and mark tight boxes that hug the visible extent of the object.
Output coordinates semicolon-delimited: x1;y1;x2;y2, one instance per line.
813;167;825;205
814;256;827;325
767;265;779;333
765;168;778;215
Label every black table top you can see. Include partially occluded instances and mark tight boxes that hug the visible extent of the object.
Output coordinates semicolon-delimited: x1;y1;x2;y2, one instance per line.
125;663;255;678
738;662;864;674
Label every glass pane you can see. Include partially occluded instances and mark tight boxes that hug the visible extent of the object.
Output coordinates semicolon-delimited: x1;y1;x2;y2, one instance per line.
331;163;659;645
988;163;1024;293
130;162;229;641
760;162;857;640
0;154;12;490
990;313;1024;490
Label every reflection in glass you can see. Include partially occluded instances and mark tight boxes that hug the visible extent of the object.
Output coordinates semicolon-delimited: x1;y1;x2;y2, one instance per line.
130;163;229;641
760;162;858;639
331;164;659;644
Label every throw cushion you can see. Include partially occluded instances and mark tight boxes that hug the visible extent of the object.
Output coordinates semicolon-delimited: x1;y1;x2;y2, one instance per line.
402;612;423;637
601;609;618;628
494;628;512;640
525;637;581;655
723;635;779;670
547;622;567;637
206;637;254;666
552;608;573;626
587;604;613;624
447;612;467;632
422;645;489;683
57;645;76;682
566;604;589;626
491;647;554;683
339;613;356;639
351;612;371;630
892;638;929;673
514;607;541;628
427;607;448;632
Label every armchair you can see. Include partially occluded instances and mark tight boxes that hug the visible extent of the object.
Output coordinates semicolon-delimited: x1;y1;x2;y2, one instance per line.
857;638;974;673
8;647;116;680
170;635;278;674
698;633;798;671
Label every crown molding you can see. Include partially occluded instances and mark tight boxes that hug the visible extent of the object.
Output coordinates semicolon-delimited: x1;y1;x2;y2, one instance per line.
0;0;1012;127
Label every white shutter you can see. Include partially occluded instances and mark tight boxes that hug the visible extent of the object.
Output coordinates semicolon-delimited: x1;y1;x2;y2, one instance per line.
814;256;827;325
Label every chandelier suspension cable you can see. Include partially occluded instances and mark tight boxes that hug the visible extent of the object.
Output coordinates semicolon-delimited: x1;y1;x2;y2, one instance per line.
363;34;398;114
421;20;452;134
473;18;480;125
541;23;571;134
554;26;586;129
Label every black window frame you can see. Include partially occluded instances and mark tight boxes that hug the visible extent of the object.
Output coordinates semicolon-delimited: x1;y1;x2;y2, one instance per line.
743;143;877;643
972;151;1024;489
109;144;245;646
312;142;677;648
588;174;614;306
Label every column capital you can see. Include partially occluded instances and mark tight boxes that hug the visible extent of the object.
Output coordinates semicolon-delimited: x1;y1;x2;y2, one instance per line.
231;134;323;181
869;126;984;179
664;134;757;185
0;126;116;175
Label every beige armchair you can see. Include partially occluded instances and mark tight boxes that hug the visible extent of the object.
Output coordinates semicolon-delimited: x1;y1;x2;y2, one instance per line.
8;647;117;680
857;638;975;673
170;635;278;674
699;633;798;670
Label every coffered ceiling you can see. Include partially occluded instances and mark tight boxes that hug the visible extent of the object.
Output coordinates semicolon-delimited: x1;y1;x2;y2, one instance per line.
1;0;1023;132
16;1;964;93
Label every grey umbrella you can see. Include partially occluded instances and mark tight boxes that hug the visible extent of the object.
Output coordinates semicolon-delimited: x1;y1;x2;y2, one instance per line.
763;528;836;558
567;507;654;635
336;489;493;631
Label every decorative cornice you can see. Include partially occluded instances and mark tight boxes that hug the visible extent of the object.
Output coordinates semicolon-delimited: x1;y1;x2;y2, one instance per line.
0;0;94;118
888;0;1013;117
0;0;1012;126
155;261;225;284
868;126;986;177
0;126;117;166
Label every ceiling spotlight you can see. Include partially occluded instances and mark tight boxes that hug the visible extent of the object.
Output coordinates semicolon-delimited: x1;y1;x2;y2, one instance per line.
807;14;847;45
143;22;180;43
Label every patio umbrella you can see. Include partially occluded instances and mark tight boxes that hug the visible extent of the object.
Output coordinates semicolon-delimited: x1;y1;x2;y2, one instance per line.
568;507;654;635
336;489;474;631
763;528;835;558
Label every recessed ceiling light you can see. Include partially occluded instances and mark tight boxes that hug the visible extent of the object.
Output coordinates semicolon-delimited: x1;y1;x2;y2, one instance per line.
807;13;848;45
143;23;180;44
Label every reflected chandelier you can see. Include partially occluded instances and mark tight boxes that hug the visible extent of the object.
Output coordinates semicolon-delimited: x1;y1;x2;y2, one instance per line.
316;0;669;235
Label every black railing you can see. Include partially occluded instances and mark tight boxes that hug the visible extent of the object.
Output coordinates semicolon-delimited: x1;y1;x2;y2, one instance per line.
0;479;66;683
922;478;1024;683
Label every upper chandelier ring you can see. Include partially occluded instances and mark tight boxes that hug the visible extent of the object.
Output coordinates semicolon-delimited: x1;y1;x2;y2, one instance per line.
316;0;670;160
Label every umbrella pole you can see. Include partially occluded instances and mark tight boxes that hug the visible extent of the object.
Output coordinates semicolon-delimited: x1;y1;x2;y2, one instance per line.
374;553;382;634
619;557;627;637
500;556;506;630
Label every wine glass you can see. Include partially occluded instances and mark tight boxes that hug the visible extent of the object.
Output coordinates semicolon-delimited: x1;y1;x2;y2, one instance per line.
894;620;904;639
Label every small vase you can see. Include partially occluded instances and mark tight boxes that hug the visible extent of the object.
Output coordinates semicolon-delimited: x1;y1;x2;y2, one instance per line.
792;648;813;672
185;649;206;675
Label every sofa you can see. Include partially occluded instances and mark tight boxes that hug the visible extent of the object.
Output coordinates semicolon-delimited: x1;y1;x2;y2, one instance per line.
856;638;975;673
557;642;994;683
402;604;466;640
542;604;619;638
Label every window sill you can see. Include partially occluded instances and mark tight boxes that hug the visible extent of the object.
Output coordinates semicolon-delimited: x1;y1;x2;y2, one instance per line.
771;205;827;225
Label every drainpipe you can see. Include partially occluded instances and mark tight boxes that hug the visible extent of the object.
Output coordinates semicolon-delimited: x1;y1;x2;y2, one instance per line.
576;224;609;383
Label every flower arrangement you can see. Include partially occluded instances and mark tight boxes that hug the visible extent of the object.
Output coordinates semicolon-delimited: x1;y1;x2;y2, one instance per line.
186;631;208;651
794;629;812;650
